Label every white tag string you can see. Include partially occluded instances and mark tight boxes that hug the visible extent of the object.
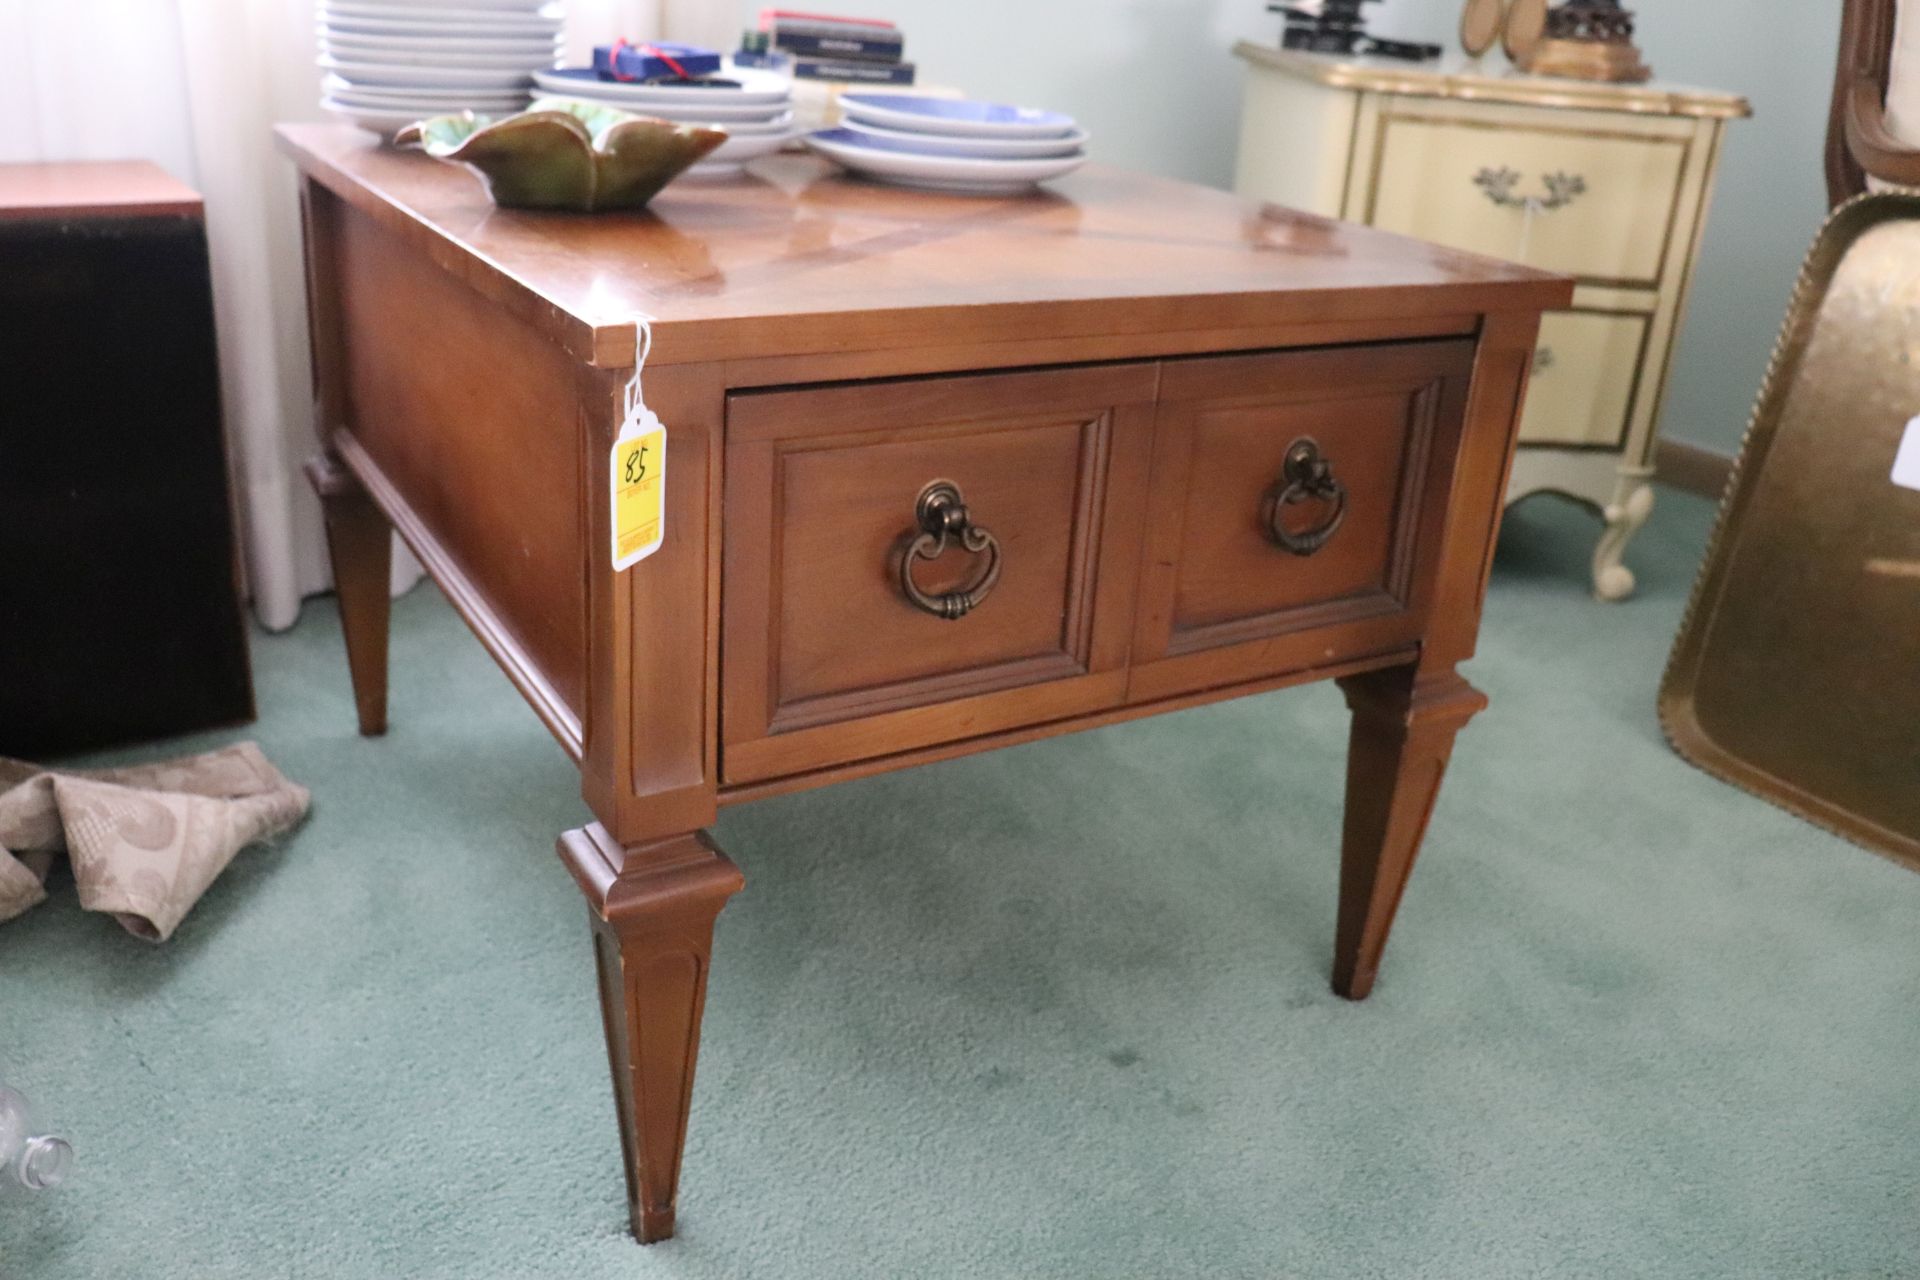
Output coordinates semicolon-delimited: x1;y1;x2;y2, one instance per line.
624;317;654;422
610;314;668;571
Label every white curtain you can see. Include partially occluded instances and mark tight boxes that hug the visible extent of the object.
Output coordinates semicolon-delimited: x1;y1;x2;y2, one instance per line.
1;0;736;631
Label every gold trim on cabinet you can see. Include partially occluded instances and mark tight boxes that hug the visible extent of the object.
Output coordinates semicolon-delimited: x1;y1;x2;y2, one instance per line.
1232;41;1751;119
1636;120;1728;471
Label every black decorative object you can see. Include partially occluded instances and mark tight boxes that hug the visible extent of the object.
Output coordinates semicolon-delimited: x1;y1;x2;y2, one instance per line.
1529;0;1652;81
1267;1;1442;62
1274;0;1373;53
1545;0;1638;41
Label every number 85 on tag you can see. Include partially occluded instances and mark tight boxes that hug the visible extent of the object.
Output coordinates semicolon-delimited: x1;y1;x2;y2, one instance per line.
611;424;666;570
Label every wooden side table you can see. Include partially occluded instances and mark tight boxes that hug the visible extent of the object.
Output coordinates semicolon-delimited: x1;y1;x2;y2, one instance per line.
279;124;1569;1242
1232;44;1749;599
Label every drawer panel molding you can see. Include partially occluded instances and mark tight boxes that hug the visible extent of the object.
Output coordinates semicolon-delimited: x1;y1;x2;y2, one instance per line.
1365;111;1691;290
721;364;1158;782
1131;339;1478;699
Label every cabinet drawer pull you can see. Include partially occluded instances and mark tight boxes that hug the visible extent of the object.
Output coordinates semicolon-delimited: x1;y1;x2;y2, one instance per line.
1263;438;1347;557
1473;166;1587;213
898;480;1003;620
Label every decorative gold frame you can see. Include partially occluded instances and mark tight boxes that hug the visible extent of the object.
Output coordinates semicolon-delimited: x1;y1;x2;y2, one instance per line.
1661;193;1920;873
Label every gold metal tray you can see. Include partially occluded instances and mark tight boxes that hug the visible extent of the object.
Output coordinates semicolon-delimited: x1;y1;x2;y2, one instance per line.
1661;194;1920;873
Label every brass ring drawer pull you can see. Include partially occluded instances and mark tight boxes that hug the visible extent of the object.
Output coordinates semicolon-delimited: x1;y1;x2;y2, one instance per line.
899;480;1003;620
1263;438;1347;557
1473;166;1588;213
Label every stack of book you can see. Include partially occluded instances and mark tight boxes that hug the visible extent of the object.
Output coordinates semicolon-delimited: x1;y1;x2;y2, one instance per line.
752;8;914;85
1272;0;1376;54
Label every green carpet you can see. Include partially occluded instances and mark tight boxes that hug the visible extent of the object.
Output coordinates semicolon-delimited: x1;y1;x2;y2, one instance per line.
2;491;1916;1279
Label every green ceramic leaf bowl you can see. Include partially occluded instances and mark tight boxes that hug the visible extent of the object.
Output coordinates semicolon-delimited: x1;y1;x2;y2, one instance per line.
395;99;726;212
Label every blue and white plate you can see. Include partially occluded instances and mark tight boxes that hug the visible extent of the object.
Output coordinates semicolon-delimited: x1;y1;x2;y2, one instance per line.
805;128;1087;194
839;119;1089;159
839;94;1076;139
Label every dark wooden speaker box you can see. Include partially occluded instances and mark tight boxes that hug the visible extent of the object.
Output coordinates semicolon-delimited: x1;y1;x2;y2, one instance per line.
0;162;254;756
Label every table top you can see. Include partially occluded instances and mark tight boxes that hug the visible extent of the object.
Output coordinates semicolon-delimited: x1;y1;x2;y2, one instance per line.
1233;43;1751;120
0;161;202;221
278;124;1567;369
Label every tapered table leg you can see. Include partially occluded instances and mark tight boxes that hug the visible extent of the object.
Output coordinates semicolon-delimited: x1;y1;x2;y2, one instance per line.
1331;665;1487;1001
303;453;392;736
558;824;744;1243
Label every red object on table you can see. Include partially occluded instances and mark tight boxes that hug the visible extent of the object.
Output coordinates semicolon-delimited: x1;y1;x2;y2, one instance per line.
757;8;896;28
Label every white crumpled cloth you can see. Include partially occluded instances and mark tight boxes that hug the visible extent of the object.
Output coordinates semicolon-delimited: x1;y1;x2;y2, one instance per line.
0;742;309;942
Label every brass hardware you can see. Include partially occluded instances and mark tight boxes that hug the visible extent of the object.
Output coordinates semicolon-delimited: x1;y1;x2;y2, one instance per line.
1263;438;1348;557
898;480;1003;620
1474;166;1588;212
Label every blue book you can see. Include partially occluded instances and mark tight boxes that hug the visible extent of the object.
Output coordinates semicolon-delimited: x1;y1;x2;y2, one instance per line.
592;42;723;81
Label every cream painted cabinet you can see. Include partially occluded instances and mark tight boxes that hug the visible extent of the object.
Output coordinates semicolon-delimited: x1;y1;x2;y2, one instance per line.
1233;43;1748;599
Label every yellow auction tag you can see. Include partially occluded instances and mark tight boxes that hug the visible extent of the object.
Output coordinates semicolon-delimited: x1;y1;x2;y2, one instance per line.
610;317;666;571
611;425;665;569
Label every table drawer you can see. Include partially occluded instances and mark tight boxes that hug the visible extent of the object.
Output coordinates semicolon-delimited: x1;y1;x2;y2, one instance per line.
1366;109;1690;288
1129;340;1476;702
1517;308;1649;448
721;364;1156;783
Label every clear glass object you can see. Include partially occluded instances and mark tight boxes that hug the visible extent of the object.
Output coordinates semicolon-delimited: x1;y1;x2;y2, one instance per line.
0;1083;72;1191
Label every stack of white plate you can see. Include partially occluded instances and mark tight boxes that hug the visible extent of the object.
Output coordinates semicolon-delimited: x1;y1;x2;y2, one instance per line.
317;0;565;135
531;63;795;176
805;94;1090;195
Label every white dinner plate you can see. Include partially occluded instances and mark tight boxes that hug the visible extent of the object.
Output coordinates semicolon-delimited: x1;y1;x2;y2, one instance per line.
685;133;799;177
532;66;792;106
680;111;792;136
839;93;1076;139
531;91;791;123
838;119;1089;159
804;129;1087;193
317;55;534;88
319;10;563;38
323;1;563;23
319;30;562;57
329;93;527;116
324;77;527;109
331;0;553;9
320;97;433;134
531;95;793;131
688;129;797;173
318;41;561;70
